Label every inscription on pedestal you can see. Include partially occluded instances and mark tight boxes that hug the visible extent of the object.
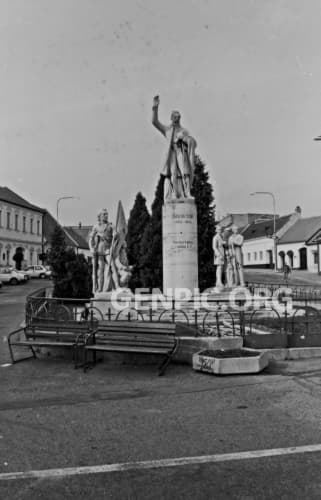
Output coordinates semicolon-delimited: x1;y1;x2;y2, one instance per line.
163;200;198;293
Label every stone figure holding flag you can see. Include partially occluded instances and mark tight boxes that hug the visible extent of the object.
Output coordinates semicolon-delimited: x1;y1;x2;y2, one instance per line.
89;202;132;293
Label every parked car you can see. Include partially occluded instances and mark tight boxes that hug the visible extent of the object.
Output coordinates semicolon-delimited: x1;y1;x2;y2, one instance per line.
25;265;52;279
7;266;29;281
0;267;27;285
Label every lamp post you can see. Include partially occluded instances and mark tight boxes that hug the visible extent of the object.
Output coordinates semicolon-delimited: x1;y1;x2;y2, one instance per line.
56;196;78;223
250;191;277;272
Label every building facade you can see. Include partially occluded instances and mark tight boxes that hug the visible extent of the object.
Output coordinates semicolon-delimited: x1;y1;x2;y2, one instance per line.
0;187;45;268
220;209;321;274
277;216;321;273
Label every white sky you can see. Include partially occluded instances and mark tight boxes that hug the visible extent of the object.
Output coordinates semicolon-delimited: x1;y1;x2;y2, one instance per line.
1;0;321;225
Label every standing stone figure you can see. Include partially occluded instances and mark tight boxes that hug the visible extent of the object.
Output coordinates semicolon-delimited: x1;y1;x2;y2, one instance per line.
152;95;197;201
212;225;226;289
228;225;245;287
223;227;234;287
88;209;113;293
89;204;132;294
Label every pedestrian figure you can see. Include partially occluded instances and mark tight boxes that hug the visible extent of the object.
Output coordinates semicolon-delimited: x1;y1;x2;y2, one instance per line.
283;263;291;282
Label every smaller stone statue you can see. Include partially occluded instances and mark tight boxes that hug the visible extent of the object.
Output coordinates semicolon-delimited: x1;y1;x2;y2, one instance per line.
88;209;113;293
89;204;132;294
212;225;226;289
228;225;245;287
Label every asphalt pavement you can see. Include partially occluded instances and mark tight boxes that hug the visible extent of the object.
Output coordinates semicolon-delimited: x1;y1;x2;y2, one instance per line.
1;281;321;499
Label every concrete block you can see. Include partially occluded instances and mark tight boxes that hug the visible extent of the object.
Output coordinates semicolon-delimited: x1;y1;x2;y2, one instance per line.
192;348;269;375
174;336;243;364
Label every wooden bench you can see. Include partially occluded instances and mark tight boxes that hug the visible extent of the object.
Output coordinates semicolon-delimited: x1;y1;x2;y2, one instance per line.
83;321;178;376
8;319;98;367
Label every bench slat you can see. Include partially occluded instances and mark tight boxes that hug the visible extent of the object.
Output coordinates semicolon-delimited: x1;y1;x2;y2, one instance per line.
11;341;79;347
99;322;175;332
85;345;170;354
95;340;174;346
98;328;175;336
95;332;174;340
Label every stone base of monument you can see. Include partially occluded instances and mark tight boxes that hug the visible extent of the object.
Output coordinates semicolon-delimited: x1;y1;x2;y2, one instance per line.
192;348;269;375
91;289;135;320
162;199;198;293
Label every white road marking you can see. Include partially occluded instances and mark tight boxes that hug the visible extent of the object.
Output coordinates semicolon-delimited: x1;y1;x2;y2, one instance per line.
0;364;11;368
1;444;321;481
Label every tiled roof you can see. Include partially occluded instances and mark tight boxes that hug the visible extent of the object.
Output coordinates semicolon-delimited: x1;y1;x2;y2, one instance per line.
63;226;91;250
279;216;321;244
0;186;44;213
242;215;292;240
43;211;76;248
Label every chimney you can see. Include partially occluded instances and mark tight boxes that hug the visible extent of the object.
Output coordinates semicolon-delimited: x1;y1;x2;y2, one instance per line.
295;206;302;216
78;222;82;229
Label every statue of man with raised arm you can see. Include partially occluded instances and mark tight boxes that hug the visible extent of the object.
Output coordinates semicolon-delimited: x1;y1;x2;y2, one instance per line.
152;95;197;201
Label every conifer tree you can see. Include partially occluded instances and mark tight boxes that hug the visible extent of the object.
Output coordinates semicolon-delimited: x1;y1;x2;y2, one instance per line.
126;192;150;290
139;176;164;289
191;156;216;290
48;225;92;299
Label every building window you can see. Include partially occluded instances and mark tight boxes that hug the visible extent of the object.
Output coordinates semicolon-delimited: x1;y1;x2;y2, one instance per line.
254;252;257;261
30;218;34;234
247;253;251;261
15;214;19;231
0;209;2;227
313;252;318;265
37;220;40;235
23;216;26;232
259;251;263;260
6;212;11;229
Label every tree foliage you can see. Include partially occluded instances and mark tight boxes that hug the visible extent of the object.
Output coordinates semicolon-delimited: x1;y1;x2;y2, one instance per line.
139;176;164;289
191;156;216;290
12;249;24;270
126;192;151;290
47;225;92;299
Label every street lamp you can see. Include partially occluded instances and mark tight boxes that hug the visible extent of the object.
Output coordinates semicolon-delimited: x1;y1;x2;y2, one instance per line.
56;196;78;223
250;191;277;272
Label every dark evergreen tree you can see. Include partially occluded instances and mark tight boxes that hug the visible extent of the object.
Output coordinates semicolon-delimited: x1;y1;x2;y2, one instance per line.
48;225;92;299
191;156;216;290
140;176;164;289
126;192;150;290
12;249;24;270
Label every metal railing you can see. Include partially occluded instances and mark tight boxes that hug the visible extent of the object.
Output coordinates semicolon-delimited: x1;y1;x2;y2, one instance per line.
25;287;321;343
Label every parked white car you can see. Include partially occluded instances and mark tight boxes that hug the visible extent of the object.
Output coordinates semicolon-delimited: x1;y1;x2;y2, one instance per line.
7;267;29;281
0;268;27;285
25;265;52;279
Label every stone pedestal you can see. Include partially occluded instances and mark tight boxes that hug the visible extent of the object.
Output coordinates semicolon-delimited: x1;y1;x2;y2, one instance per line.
162;199;198;294
91;289;135;319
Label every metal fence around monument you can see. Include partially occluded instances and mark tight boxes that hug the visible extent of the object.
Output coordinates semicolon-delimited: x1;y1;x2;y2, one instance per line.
246;281;321;301
25;286;321;342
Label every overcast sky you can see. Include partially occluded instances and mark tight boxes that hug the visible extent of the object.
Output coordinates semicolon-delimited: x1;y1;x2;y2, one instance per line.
1;0;321;226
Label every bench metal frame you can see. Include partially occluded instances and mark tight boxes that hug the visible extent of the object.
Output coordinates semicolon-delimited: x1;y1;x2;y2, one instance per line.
7;320;98;368
83;321;179;376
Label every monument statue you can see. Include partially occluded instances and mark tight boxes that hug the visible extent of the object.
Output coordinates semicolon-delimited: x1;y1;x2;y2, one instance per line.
212;225;226;289
228;225;245;287
89;208;113;293
89;203;132;294
152;95;197;201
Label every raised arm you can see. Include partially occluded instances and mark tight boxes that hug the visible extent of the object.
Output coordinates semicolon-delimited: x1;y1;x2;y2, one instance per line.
152;95;167;137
